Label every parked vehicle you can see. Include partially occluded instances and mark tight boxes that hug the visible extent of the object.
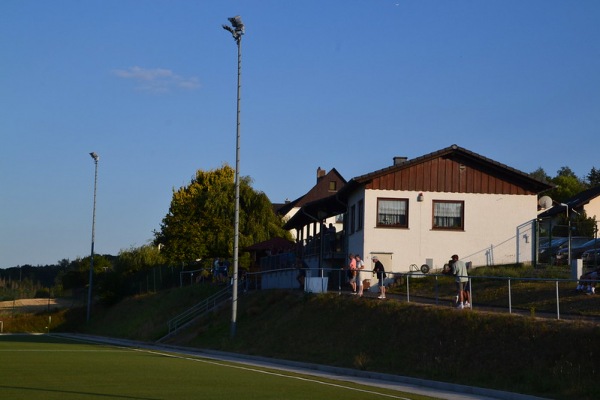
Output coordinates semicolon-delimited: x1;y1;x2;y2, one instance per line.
539;237;565;263
539;237;591;263
555;238;600;265
582;247;600;267
538;237;551;248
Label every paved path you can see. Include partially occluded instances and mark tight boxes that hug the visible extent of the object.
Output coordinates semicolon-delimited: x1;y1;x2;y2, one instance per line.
55;333;549;400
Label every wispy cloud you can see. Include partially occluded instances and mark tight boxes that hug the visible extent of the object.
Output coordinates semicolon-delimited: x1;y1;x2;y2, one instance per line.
112;66;200;93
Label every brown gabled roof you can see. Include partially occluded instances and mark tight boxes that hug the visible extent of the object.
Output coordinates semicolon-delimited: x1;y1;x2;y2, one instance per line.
346;144;552;195
277;168;347;216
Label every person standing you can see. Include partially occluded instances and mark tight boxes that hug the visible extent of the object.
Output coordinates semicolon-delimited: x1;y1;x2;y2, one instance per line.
355;254;365;296
347;254;357;294
296;260;306;291
212;258;221;282
372;256;386;299
327;223;337;252
451;254;470;309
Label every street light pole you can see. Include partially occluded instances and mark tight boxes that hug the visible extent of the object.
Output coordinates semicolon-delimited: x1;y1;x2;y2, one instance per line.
560;203;571;267
223;15;244;338
87;152;99;322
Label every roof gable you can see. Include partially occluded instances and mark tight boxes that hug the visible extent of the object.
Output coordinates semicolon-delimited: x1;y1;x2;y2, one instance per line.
277;168;347;215
351;144;552;195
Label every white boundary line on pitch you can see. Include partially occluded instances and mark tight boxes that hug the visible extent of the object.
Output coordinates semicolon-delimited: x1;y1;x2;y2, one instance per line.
54;335;431;400
132;347;414;400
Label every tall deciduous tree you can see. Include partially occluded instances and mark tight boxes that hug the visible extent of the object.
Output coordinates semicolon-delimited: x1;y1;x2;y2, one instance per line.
155;165;290;267
544;166;587;204
529;167;551;184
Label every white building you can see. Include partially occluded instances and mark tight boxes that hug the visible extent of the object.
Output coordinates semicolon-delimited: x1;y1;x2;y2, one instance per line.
285;144;552;274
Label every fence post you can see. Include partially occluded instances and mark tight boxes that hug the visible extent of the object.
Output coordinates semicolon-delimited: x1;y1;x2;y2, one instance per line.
435;275;439;305
406;274;410;302
555;280;560;320
508;278;512;314
469;277;473;309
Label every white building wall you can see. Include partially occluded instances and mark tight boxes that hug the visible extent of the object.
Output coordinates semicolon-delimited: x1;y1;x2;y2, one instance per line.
346;189;366;263
348;189;538;273
584;197;600;232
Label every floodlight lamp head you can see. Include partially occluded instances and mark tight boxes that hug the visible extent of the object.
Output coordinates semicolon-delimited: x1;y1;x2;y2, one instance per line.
89;152;99;161
228;15;244;33
223;16;244;42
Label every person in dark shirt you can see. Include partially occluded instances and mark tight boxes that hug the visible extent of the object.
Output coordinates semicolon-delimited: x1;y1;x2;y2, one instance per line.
372;256;386;299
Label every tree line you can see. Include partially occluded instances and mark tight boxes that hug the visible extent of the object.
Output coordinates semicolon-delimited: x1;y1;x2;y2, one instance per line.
1;165;290;304
531;165;600;203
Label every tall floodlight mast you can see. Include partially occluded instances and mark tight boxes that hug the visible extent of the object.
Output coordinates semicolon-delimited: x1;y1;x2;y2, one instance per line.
222;15;244;338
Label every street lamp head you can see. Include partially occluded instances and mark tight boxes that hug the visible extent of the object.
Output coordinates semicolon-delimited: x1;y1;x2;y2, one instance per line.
89;152;99;161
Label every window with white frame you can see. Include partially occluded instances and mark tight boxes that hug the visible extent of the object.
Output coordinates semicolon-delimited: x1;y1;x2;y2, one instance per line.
376;198;408;228
433;200;464;230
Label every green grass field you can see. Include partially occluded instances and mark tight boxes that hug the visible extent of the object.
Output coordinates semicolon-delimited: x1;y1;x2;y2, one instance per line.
0;334;437;400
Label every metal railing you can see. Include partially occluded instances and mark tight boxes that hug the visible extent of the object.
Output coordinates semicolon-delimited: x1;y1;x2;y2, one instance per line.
159;267;597;342
159;285;233;342
397;272;599;320
244;267;598;321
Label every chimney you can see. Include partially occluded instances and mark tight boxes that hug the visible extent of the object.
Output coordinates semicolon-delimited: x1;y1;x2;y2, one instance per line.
393;156;408;166
317;167;326;182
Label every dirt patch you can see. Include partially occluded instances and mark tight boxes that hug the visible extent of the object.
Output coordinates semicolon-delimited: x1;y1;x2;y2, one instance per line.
0;298;81;313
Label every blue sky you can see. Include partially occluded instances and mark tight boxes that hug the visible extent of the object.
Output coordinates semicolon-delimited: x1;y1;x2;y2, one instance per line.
1;0;599;268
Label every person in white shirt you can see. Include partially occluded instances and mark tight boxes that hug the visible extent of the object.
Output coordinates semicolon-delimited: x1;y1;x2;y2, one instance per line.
355;254;365;297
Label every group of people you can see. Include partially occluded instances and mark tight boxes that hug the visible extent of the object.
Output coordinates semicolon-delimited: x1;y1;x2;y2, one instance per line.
576;267;600;294
212;258;230;284
346;251;598;308
345;253;470;305
346;254;387;299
